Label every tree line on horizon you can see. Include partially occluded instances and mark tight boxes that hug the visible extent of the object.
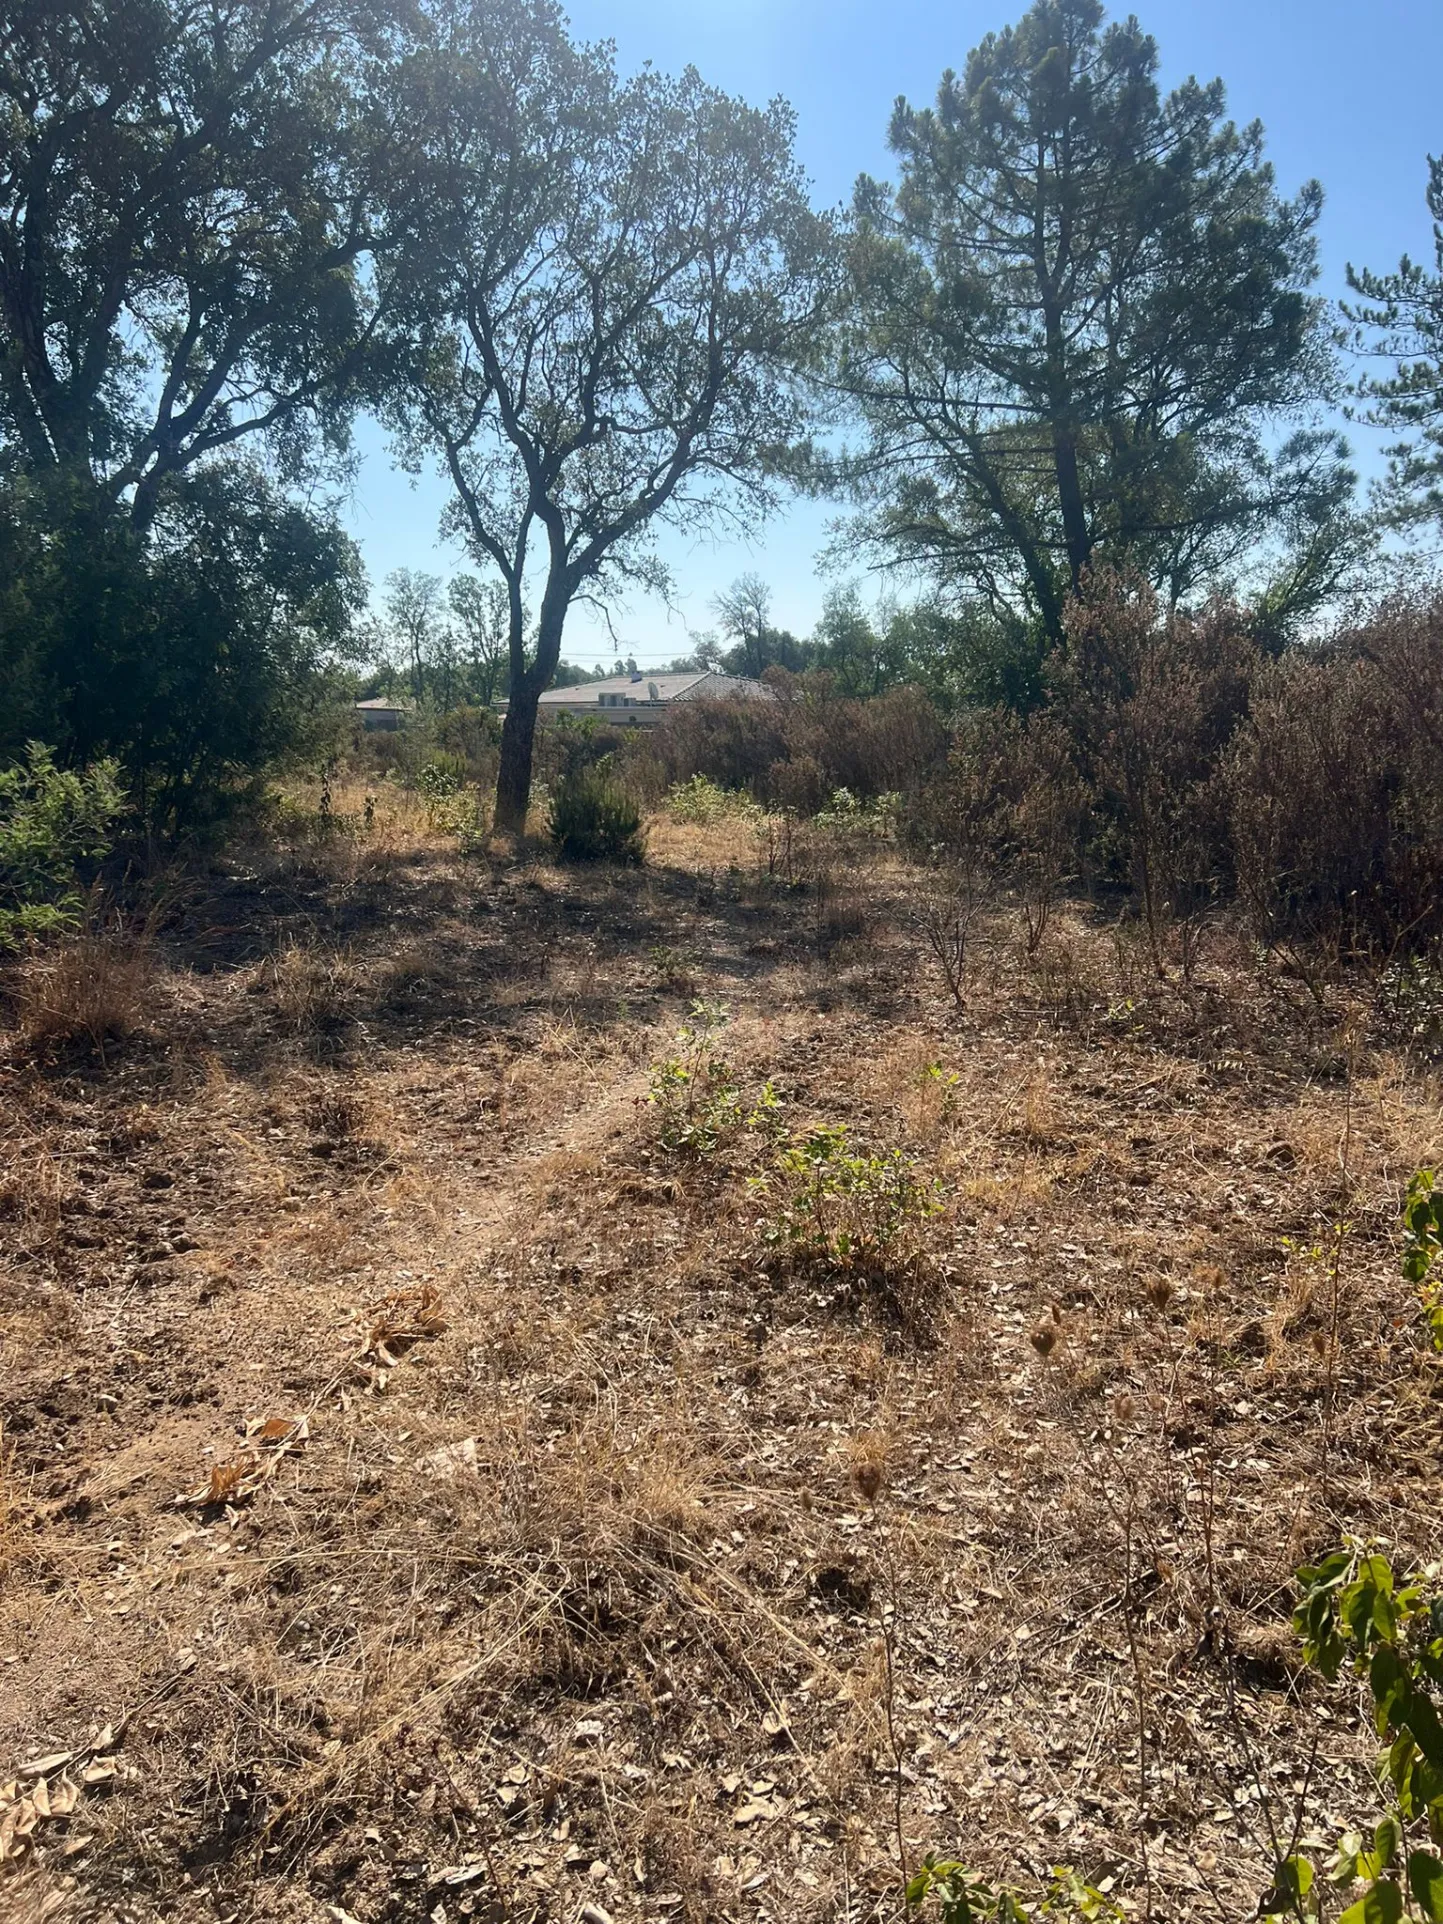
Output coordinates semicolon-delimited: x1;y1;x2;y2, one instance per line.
1;0;1441;832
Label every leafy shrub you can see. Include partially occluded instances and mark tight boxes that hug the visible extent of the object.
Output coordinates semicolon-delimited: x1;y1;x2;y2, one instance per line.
751;1123;946;1325
416;755;464;804
1279;1548;1443;1923
907;1858;1125;1923
814;786;900;835
647;1001;778;1156
666;774;760;825
0;744;124;949
548;769;646;864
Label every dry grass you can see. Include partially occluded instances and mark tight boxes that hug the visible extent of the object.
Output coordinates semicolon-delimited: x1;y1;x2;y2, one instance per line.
14;911;151;1058
0;808;1441;1922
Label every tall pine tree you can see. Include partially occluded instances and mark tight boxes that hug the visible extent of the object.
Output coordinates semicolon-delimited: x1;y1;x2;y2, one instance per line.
834;0;1357;652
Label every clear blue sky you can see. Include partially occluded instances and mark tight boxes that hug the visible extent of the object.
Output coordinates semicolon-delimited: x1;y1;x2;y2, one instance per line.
340;0;1443;668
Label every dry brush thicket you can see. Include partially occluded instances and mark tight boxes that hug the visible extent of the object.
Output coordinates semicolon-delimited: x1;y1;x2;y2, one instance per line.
1;780;1441;1924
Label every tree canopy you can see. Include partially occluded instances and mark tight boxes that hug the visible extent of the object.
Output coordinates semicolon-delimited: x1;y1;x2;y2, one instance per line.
381;0;834;828
1347;156;1443;533
831;0;1356;651
0;0;396;817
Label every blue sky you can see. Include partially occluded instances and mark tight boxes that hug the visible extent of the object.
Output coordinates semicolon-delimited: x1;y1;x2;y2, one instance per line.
341;0;1443;668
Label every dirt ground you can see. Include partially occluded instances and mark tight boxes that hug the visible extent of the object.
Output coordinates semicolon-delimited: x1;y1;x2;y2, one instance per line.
2;790;1441;1924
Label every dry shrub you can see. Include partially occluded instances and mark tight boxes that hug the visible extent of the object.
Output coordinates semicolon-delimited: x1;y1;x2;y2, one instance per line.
1228;589;1443;958
265;936;360;1031
15;910;151;1058
649;696;791;796
1054;569;1257;972
813;866;870;947
909;707;1087;970
650;684;947;811
302;1076;369;1139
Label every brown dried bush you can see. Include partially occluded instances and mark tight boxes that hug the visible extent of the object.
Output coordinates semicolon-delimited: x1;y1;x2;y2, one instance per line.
1053;570;1257;973
14;907;151;1059
1228;589;1443;958
649;682;947;811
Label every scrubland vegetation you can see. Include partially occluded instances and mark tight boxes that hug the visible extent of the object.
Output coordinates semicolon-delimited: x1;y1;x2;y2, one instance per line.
6;577;1443;1923
6;0;1443;1918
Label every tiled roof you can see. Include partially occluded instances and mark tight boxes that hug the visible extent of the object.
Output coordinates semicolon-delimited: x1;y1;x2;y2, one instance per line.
538;671;774;705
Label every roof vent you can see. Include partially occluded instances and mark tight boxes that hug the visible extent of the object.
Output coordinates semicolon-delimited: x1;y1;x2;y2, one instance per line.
630;669;643;682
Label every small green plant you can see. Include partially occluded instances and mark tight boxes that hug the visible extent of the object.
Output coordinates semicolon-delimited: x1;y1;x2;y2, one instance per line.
0;744;125;949
751;1123;945;1323
416;754;464;804
923;1060;962;1125
648;943;696;993
549;770;646;864
814;786;901;837
648;1001;773;1156
907;1857;1125;1923
1403;1171;1443;1352
425;783;490;851
666;774;759;826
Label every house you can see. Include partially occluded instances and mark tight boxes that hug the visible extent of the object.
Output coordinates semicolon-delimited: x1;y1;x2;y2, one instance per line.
355;696;410;731
524;668;775;727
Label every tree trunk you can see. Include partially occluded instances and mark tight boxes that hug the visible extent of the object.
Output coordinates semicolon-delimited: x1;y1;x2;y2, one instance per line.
494;689;539;834
1052;425;1092;592
493;562;570;836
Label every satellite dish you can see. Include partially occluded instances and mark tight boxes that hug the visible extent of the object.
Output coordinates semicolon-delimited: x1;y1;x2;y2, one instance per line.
647;681;660;702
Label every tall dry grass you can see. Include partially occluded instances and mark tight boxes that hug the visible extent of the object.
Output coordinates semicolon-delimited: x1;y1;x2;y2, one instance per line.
13;901;153;1060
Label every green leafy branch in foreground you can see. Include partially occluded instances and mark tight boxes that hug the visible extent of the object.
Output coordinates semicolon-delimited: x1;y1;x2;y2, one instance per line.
1402;1171;1443;1352
751;1123;945;1271
906;1859;1125;1924
1268;1550;1443;1922
647;1001;780;1157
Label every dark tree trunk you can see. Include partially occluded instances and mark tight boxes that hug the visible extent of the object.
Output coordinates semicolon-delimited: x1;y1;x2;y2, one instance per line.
494;688;539;834
493;571;569;836
1052;425;1092;593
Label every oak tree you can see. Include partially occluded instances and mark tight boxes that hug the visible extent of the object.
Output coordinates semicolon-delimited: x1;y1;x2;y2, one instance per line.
385;0;832;831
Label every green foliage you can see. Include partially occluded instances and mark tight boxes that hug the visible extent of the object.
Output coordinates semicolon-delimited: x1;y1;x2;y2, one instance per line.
0;0;381;823
647;1001;779;1157
834;0;1355;646
548;771;646;864
1282;1548;1443;1922
1346;156;1443;531
906;1856;1125;1923
0;466;366;830
753;1124;944;1274
666;775;761;826
416;756;463;803
813;785;900;836
0;744;124;949
415;754;483;844
1403;1172;1443;1351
